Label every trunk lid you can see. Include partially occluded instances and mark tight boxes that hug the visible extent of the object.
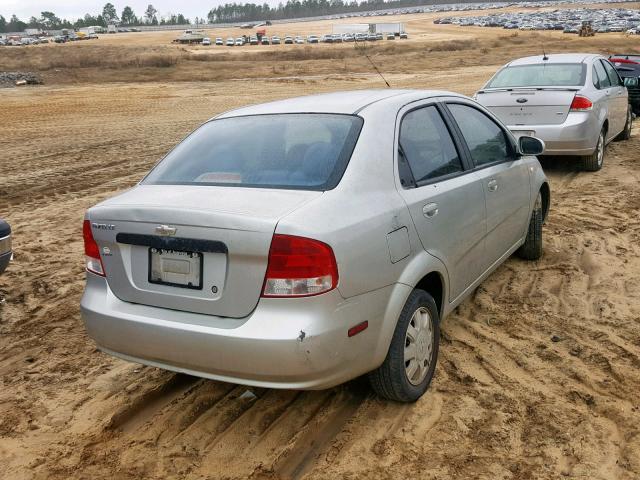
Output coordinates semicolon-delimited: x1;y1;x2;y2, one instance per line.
476;88;579;126
88;185;321;318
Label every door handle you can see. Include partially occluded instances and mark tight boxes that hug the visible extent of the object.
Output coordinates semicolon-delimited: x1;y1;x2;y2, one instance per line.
422;203;439;218
487;179;498;192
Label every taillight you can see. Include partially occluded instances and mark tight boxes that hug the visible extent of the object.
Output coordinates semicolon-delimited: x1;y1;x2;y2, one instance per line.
262;234;338;297
83;220;105;276
570;95;593;111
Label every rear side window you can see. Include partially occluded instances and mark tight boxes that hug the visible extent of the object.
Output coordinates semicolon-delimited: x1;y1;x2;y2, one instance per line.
399;106;463;184
448;104;510;167
487;63;587;88
602;60;622;87
593;60;611;89
143;114;363;191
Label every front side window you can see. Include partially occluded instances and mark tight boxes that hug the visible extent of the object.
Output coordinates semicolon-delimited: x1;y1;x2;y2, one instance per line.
399;106;463;185
593;60;611;89
487;63;587;88
602;60;622;87
448;104;510;167
143;114;363;191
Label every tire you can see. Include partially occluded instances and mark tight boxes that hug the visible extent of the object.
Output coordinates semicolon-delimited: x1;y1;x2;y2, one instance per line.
369;290;440;402
615;108;632;141
517;192;543;260
581;128;605;171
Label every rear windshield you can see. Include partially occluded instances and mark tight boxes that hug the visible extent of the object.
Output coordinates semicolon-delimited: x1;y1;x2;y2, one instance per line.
487;63;587;88
143;114;363;190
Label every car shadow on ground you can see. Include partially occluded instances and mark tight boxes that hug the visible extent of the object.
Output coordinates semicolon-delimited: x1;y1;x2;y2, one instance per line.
537;155;585;174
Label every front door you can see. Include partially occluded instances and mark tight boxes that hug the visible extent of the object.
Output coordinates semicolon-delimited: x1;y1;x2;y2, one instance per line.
445;102;531;270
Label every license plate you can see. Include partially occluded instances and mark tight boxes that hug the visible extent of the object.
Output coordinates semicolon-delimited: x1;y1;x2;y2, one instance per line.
511;130;535;138
149;248;203;290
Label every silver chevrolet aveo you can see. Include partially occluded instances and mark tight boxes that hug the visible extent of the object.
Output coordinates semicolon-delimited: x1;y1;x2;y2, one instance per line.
81;90;550;402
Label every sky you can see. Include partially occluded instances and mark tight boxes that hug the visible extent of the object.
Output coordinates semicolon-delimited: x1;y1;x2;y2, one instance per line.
0;0;233;21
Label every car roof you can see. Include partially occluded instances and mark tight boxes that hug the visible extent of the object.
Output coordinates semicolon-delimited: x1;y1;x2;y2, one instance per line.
216;89;465;117
507;53;601;66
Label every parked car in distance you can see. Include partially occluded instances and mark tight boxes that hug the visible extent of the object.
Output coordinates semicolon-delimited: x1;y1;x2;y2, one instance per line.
202;37;211;46
476;53;632;171
307;35;319;43
215;37;223;45
271;35;281;44
284;35;293;44
81;89;550;402
250;36;259;45
261;36;270;45
235;37;244;46
226;37;235;46
0;219;11;275
387;32;396;39
400;32;408;39
294;35;304;44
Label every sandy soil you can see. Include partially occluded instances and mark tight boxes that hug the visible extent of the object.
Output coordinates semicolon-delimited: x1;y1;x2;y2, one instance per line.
2;4;640;479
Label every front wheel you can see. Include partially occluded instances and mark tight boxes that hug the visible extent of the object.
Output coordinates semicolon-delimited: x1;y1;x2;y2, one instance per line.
517;192;543;260
369;290;440;402
615;107;633;141
581;128;605;171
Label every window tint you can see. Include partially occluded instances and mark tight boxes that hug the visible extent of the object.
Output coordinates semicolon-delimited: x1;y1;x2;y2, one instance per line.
448;104;510;167
398;106;463;184
143;114;363;190
602;60;622;87
593;60;610;89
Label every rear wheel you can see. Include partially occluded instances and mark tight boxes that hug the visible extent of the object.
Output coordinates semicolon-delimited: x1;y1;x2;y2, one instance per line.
517;192;543;260
369;290;440;402
616;107;633;141
582;128;605;171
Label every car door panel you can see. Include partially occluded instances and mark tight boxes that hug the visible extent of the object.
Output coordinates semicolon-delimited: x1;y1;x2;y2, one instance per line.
473;161;531;267
401;174;486;300
602;59;628;137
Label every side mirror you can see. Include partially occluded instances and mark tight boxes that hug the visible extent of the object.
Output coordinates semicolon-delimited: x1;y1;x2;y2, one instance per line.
624;77;639;88
518;136;545;156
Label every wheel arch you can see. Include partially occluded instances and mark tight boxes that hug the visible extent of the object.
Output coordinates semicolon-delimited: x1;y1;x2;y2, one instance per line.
414;271;445;319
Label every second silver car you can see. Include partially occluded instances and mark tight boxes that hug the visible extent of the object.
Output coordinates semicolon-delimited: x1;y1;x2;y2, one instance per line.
476;53;632;171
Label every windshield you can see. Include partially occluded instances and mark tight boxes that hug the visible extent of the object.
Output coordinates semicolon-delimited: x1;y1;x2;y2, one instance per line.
487;63;587;88
143;114;363;190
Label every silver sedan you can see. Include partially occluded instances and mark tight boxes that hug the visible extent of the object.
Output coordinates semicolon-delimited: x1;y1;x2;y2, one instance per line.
81;90;549;402
476;53;632;171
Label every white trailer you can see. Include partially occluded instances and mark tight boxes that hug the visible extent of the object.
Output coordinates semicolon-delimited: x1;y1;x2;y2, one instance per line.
371;23;405;34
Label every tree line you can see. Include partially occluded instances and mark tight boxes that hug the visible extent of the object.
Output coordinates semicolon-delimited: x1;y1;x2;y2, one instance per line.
206;0;508;23
0;3;192;33
1;0;530;33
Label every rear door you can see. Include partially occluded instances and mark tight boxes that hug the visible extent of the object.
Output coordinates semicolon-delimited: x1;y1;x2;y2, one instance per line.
601;59;628;137
445;101;531;271
395;101;486;301
592;59;616;135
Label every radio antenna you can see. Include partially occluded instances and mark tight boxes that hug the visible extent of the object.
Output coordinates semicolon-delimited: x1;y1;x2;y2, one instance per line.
355;38;391;88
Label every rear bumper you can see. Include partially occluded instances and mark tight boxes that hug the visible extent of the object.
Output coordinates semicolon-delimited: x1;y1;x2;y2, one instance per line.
81;274;407;389
508;112;600;156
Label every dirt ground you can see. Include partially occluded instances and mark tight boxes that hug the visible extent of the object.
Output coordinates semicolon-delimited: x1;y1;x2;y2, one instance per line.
2;3;640;479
